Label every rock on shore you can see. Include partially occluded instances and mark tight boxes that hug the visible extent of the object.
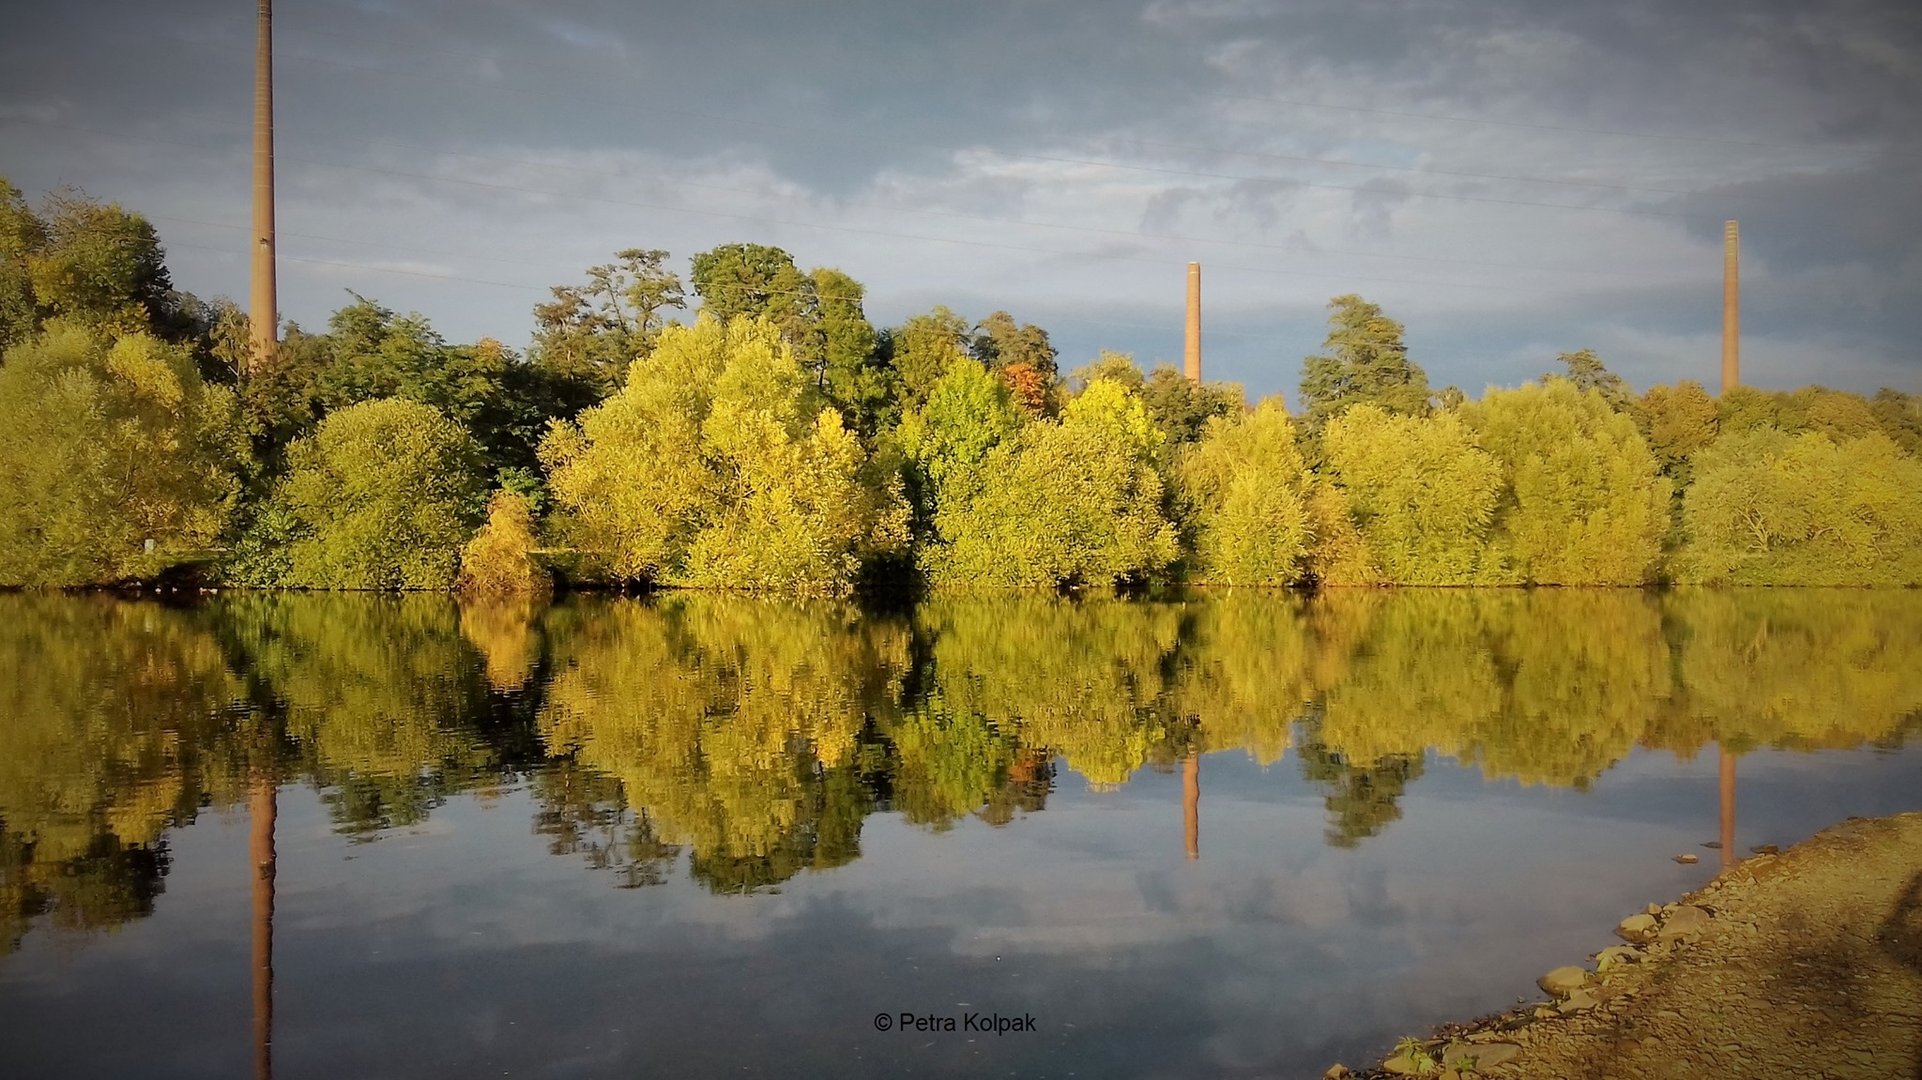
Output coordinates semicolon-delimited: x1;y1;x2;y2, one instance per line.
1335;812;1922;1080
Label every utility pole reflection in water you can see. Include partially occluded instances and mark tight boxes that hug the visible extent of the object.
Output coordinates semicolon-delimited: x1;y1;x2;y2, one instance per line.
250;771;276;1080
1183;752;1200;860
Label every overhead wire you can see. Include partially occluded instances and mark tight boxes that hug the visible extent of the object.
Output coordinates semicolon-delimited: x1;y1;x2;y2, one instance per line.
270;20;1900;166
264;48;1691;222
7;115;1600;295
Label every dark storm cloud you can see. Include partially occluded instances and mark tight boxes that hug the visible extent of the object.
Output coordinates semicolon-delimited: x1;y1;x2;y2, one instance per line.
1677;160;1922;274
2;0;1918;395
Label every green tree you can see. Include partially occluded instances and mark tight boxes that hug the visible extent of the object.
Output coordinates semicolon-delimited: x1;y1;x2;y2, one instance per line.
1789;386;1881;441
688;243;821;373
811;267;892;432
1071;349;1146;392
458;490;551;594
1463;380;1669;585
925;378;1179;589
541;316;909;594
970;310;1059;378
1302;480;1379;585
1676;428;1922;585
243;398;488;589
232;320;331;466
1320;404;1502;584
308;296;566;483
1870;389;1922;455
1638;380;1719;483
1715;384;1789;435
1554;348;1635;414
885;305;975;412
1176;400;1313;585
1297;294;1431;453
19;188;201;343
970;310;1059;413
531;248;685;397
1140;364;1245;446
0;178;47;352
894;357;1026;532
0;323;247;586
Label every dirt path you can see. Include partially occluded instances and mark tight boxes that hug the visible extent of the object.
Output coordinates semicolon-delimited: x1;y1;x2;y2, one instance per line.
1336;812;1922;1080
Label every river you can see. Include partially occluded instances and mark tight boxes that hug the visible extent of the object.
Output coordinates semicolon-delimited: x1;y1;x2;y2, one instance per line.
1;589;1918;1078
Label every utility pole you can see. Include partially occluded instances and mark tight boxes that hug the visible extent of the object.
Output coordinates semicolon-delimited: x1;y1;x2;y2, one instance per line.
1720;220;1738;394
1184;262;1201;383
249;0;277;371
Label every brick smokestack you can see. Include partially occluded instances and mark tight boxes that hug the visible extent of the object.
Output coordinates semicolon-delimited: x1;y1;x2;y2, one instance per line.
1184;262;1201;383
1721;220;1738;394
250;0;277;372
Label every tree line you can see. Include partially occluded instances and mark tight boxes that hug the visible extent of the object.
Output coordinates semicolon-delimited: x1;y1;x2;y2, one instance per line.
3;178;1920;592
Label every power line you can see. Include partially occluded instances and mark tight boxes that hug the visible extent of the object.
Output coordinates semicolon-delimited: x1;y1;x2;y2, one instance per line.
266;21;1904;163
9;115;1598;295
124;32;1726;222
160;237;1297;343
1211;88;1914;159
337;136;1651;280
265;49;1688;222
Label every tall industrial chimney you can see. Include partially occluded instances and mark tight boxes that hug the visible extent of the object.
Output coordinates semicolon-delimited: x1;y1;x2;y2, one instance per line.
1184;262;1201;383
250;0;277;371
1720;220;1738;394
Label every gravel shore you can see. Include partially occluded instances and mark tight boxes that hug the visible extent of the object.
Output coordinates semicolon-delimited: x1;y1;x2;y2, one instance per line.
1331;811;1922;1080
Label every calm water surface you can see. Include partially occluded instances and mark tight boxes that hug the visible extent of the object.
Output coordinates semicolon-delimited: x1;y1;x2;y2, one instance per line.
1;590;1919;1078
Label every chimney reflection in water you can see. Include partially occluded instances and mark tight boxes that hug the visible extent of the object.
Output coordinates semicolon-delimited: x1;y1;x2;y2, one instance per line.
250;771;276;1080
1183;752;1200;861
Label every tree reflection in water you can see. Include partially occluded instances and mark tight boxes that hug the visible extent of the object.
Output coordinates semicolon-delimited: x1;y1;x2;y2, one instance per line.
1;587;1919;948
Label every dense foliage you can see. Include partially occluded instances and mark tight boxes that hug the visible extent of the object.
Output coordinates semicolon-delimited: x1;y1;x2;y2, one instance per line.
2;177;1919;592
540;316;909;594
1464;380;1670;585
236;398;488;589
1175;401;1313;585
0;323;246;586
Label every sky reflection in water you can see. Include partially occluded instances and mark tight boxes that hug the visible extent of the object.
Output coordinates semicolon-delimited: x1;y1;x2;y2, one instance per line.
1;590;1919;1078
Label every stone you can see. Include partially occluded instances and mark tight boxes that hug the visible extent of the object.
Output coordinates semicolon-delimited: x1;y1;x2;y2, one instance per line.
1617;913;1658;941
1323;1066;1349;1079
1702;840;1722;849
1595;945;1640;969
1559;989;1599;1013
1443;1041;1521;1070
1381;1048;1427;1075
1674;853;1699;864
1658;904;1710;940
1750;844;1780;855
1538;966;1589;996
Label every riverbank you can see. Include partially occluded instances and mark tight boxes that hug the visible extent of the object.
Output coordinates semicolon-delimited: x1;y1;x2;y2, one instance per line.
1334;811;1922;1080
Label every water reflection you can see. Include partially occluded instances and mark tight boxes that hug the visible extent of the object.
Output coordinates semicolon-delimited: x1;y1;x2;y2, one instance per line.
1;588;1918;949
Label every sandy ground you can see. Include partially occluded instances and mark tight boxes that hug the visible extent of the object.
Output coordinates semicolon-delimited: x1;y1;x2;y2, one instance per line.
1335;812;1922;1080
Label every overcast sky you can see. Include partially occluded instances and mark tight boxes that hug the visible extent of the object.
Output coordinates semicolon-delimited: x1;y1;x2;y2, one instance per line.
3;0;1918;399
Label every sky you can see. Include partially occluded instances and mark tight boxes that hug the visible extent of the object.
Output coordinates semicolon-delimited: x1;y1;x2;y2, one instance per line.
2;0;1919;400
